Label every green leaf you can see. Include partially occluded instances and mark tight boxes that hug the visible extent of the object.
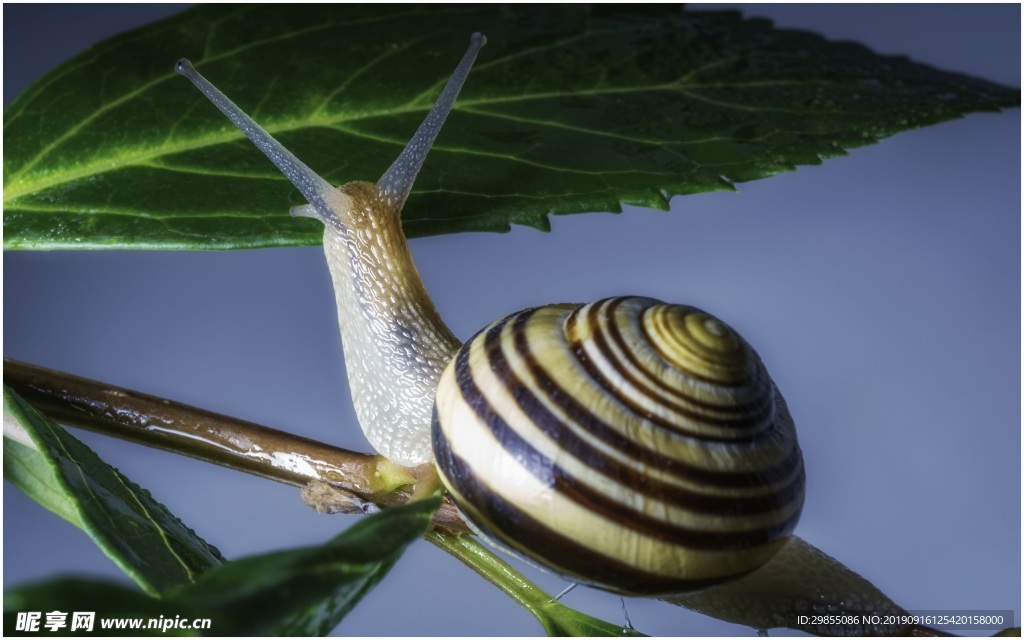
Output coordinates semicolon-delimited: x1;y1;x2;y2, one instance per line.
3;434;84;529
2;386;224;595
3;499;439;637
3;5;1017;250
168;497;439;635
538;603;647;638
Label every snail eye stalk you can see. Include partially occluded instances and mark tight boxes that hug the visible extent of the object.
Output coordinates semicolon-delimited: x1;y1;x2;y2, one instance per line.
174;59;335;211
375;32;486;209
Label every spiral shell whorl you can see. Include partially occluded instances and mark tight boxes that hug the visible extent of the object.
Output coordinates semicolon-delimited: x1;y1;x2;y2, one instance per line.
432;296;804;595
568;299;778;442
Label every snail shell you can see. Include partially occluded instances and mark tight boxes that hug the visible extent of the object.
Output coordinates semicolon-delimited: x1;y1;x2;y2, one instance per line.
432;296;805;595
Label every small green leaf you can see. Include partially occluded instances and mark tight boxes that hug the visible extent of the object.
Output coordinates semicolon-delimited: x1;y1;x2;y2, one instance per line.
535;601;647;638
169;497;439;635
3;435;83;528
4;499;439;637
2;386;224;595
3;5;1017;249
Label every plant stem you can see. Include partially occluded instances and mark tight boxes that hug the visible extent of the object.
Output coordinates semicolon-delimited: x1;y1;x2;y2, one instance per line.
2;358;467;531
425;529;644;636
5;359;643;633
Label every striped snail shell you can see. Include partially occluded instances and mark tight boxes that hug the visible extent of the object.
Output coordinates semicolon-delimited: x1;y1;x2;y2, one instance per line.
432;296;805;595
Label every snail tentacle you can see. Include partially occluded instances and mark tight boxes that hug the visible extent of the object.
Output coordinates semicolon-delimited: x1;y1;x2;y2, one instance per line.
376;32;487;209
174;58;342;231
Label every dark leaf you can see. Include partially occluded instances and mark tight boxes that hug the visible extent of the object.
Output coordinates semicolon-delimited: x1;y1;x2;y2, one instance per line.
168;497;439;635
3;579;203;636
2;498;438;636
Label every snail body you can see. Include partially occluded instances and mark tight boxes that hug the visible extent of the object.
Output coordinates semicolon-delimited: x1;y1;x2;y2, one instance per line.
314;180;460;467
176;34;803;596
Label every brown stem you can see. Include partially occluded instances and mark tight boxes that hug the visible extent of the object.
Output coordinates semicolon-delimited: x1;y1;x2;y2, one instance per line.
2;358;467;532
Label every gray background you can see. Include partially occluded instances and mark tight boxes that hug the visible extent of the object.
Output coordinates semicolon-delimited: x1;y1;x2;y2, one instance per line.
3;4;1019;636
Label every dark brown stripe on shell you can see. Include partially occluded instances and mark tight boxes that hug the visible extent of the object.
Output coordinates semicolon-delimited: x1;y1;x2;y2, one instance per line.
433;417;763;595
567;298;776;434
609;300;776;415
589;298;758;390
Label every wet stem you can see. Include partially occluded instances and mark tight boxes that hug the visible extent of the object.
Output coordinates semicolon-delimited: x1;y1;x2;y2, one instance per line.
3;358;466;528
2;358;622;634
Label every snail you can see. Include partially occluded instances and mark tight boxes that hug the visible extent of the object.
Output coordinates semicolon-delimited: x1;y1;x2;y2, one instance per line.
174;34;805;596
